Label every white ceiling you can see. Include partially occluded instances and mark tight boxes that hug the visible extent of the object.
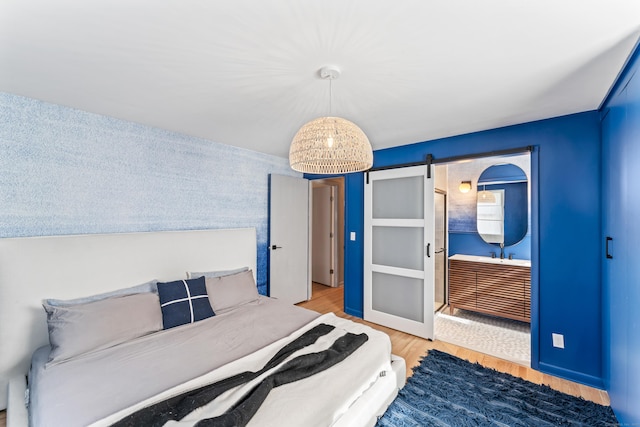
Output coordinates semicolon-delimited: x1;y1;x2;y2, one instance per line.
1;1;639;158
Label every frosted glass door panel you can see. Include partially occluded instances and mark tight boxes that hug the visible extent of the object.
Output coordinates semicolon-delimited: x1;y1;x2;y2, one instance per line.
364;165;434;340
372;226;424;270
372;272;424;322
372;176;424;219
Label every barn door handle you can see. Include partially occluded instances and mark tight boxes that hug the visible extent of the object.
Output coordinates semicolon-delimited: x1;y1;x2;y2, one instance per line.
606;237;613;259
271;245;282;250
426;243;431;258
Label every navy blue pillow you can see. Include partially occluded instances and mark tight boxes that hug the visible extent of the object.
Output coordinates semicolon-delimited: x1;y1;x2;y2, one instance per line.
157;276;215;329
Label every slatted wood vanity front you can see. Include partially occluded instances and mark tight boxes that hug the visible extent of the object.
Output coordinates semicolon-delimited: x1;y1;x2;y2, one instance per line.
449;254;531;323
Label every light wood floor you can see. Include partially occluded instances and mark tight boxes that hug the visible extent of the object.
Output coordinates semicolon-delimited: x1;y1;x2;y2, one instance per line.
298;282;610;406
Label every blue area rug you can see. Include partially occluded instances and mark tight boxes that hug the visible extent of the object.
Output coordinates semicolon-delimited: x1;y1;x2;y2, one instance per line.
377;350;618;427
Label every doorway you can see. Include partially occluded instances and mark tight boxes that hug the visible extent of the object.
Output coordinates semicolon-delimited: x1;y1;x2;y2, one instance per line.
433;153;532;366
310;177;345;297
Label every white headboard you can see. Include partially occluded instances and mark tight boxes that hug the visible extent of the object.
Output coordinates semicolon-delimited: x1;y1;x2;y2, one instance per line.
0;228;257;409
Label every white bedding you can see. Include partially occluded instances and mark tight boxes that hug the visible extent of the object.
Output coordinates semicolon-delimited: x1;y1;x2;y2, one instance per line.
28;297;319;427
93;313;394;427
29;297;396;427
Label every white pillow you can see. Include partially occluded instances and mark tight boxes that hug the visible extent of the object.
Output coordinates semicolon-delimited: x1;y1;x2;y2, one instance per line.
43;292;163;365
204;269;259;312
44;279;158;307
187;266;249;279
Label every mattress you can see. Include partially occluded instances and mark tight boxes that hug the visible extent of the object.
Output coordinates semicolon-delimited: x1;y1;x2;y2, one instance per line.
28;296;319;427
93;312;395;426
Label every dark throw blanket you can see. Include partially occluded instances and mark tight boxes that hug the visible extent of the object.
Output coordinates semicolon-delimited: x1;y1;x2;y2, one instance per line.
112;323;368;427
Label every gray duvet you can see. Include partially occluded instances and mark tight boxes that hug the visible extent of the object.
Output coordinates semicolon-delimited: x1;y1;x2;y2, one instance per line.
28;297;319;427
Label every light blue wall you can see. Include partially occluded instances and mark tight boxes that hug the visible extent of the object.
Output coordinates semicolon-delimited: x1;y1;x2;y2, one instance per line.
0;92;299;295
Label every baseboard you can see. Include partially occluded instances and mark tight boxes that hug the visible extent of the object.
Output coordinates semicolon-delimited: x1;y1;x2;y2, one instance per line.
538;361;604;390
344;307;363;318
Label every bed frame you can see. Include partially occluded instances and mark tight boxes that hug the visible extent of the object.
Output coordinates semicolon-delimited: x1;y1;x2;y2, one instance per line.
0;228;257;422
0;227;405;426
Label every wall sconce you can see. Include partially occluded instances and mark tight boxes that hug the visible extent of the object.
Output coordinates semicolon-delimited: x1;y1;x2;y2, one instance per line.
459;181;472;193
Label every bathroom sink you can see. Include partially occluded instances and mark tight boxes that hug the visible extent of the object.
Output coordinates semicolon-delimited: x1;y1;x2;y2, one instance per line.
448;253;531;267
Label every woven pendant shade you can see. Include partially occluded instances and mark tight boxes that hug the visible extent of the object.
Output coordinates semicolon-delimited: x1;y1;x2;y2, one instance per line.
478;189;497;203
289;116;373;174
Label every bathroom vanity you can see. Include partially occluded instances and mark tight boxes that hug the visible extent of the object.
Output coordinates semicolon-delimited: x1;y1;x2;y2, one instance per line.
449;254;531;323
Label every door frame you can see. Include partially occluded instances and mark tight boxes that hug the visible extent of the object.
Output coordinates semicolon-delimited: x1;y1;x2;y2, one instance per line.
307;176;346;297
431;151;536;367
311;182;339;287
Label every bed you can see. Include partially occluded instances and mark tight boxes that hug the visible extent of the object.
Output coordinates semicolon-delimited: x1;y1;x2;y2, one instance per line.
0;228;405;426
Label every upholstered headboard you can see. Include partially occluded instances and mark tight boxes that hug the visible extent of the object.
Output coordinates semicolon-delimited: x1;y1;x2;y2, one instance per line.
0;228;257;410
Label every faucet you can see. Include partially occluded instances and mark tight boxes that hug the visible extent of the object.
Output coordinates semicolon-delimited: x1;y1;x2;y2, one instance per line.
500;243;505;259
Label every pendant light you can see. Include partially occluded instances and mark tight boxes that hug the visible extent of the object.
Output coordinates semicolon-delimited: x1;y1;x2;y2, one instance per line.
289;66;373;174
478;185;496;203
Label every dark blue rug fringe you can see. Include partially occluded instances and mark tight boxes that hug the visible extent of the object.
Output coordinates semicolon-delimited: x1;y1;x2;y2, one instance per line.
376;350;618;427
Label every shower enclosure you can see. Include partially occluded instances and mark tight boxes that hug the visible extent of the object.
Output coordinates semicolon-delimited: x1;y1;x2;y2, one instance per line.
434;190;447;312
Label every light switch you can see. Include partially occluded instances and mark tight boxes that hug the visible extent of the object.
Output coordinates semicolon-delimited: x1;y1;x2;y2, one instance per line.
350;232;356;241
552;333;565;349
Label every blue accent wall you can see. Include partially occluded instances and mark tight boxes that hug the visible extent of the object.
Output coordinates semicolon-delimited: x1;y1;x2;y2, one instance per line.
600;42;640;425
486;181;528;247
478;163;527;183
344;111;603;388
0;92;299;295
343;172;365;318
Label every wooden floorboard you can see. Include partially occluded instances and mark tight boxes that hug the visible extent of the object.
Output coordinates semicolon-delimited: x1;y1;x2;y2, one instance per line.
0;409;5;427
298;282;611;406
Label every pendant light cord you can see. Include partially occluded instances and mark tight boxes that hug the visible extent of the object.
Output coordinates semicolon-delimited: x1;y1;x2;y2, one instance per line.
329;78;333;116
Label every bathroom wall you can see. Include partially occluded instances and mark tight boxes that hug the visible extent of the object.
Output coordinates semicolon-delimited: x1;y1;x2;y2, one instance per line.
0;92;299;294
446;154;531;260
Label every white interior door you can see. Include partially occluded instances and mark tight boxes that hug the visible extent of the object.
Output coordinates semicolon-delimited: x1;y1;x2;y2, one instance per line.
312;184;337;286
364;165;435;339
269;174;311;304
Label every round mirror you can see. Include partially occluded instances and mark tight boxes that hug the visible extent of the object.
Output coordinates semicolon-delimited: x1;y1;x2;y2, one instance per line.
476;163;528;246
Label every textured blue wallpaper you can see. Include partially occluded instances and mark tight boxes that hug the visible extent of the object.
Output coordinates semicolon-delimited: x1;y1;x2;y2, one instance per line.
0;92;299;294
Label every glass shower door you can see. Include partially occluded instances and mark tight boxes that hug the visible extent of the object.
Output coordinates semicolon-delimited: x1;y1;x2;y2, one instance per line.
434;190;447;312
364;165;434;339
